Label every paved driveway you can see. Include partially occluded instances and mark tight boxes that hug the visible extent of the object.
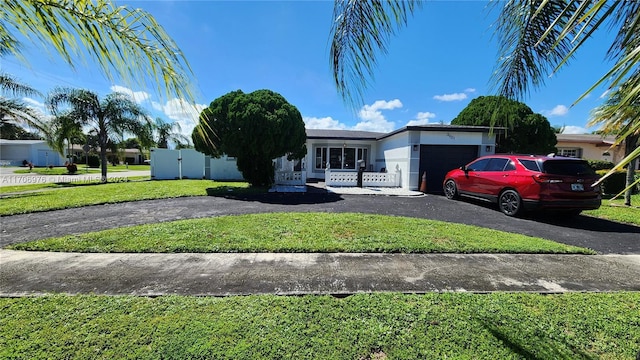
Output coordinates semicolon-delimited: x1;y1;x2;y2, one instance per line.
2;193;639;254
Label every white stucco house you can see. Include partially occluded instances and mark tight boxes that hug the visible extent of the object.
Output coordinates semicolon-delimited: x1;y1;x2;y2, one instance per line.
0;139;66;167
150;125;500;192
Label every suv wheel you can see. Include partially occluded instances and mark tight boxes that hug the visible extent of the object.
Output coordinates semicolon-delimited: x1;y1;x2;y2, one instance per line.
499;189;522;216
444;179;459;199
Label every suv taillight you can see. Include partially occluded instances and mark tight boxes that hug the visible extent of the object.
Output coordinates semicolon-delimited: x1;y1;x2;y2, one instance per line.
533;174;563;183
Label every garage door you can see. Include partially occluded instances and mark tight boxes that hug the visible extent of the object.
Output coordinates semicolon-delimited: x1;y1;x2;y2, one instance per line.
419;145;478;194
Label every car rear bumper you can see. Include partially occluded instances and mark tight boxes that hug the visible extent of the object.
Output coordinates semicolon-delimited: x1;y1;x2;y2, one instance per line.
522;198;602;211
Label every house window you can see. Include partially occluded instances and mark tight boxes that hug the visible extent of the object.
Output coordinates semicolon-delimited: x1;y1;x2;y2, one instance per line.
315;146;369;170
329;147;342;169
557;148;582;158
315;147;327;169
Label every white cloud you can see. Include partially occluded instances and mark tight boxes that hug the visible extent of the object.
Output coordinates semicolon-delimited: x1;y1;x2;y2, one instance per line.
303;99;404;133
433;92;468;102
304;116;347;130
561;126;589;134
406;111;436;126
354;99;402;132
22;97;45;110
543;105;569;117
110;85;151;103
20;97;49;123
433;88;476;102
153;98;207;139
364;99;403;111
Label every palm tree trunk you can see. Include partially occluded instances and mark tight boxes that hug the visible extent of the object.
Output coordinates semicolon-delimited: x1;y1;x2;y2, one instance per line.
99;132;108;183
624;135;639;206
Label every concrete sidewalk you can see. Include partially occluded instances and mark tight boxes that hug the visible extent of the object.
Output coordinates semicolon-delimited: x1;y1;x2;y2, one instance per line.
1;250;638;296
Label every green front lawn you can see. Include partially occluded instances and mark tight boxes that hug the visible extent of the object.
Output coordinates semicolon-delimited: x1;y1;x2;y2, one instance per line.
0;180;248;215
584;194;640;225
1;293;638;359
9;213;594;254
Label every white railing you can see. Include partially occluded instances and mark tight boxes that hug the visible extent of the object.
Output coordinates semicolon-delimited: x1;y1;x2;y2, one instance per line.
274;170;306;185
326;170;359;186
325;166;401;188
362;172;398;187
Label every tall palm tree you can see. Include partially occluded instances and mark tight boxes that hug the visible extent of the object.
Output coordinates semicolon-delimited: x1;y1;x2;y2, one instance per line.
153;117;189;149
1;0;196;102
40;112;86;163
590;82;640;206
46;88;151;182
0;72;43;128
329;1;639;169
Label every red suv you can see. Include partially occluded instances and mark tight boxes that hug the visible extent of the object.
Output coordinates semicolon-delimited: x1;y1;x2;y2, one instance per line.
443;154;602;216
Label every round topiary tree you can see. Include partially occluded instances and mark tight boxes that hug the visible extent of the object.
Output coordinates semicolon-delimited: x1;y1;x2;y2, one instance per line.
193;89;307;187
452;95;557;154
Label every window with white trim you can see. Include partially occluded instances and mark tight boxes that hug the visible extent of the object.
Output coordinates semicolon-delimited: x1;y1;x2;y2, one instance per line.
557;148;582;158
315;146;368;170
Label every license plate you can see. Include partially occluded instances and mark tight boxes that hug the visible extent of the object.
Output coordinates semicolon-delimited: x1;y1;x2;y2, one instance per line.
571;183;584;191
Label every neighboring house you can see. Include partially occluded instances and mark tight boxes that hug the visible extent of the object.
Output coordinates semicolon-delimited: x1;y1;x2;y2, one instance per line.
0;139;66;167
151;125;500;192
69;145;146;165
555;134;625;164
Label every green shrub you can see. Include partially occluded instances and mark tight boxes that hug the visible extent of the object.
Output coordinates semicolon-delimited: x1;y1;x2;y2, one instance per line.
85;154;100;168
596;169;638;195
66;163;78;174
586;159;614;171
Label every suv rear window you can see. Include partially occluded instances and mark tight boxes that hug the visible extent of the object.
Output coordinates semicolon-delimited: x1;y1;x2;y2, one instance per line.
542;160;595;176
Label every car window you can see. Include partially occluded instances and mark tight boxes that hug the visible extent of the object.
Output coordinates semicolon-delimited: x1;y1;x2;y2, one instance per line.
485;158;509;171
542;160;596;176
519;159;541;172
466;158;490;171
505;160;516;171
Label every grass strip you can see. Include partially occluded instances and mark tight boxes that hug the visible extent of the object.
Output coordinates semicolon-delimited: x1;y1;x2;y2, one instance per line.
584;194;640;226
1;292;638;359
0;176;152;194
0;180;250;215
9;213;594;254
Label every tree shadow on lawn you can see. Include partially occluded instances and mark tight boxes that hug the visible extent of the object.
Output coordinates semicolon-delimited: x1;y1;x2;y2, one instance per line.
524;212;640;234
481;320;597;360
446;195;640;234
206;187;344;205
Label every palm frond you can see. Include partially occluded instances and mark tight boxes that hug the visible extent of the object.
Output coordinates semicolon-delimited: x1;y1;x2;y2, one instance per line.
592;145;640;187
2;0;197;103
588;77;640;145
0;72;42;97
330;0;423;108
0;98;44;128
490;0;580;100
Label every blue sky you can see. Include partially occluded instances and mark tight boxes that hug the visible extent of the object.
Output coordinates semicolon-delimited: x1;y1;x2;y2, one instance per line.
2;1;618;140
